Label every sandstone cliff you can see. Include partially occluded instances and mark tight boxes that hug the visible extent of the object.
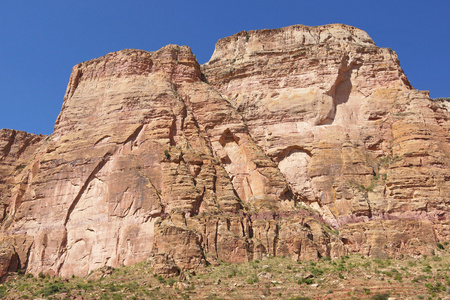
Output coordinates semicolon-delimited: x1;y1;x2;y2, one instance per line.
0;24;448;279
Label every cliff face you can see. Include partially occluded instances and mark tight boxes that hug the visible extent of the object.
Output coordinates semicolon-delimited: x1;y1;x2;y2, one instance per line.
202;24;450;257
0;24;448;278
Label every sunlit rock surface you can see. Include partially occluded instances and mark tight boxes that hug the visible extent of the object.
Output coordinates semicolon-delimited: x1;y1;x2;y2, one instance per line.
0;24;448;277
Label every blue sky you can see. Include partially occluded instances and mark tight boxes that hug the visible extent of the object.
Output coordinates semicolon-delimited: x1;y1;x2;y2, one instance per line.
1;1;449;135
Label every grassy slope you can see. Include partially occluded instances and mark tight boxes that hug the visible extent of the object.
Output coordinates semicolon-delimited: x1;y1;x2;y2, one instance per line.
2;245;450;299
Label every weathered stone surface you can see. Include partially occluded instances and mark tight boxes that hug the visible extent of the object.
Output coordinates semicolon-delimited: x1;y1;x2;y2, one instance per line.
86;265;114;281
0;242;18;280
0;129;44;220
202;24;450;256
0;24;448;277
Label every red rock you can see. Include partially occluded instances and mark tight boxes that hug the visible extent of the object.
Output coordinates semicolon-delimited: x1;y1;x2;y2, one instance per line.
0;24;448;277
0;242;18;280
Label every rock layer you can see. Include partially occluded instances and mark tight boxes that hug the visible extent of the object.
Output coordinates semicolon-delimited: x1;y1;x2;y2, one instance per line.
202;24;450;257
0;24;448;277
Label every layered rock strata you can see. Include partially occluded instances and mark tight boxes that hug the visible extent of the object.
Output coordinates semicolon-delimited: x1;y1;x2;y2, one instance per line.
0;24;448;278
202;24;450;257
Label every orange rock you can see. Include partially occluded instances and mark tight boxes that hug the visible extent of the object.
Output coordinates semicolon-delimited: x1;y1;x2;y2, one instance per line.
0;242;18;280
203;24;449;257
0;24;448;277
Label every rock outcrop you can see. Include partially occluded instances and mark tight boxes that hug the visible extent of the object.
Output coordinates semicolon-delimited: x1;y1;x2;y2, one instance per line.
203;24;450;257
0;24;448;277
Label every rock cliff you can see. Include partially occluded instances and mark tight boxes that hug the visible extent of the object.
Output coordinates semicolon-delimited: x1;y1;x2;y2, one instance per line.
0;24;448;278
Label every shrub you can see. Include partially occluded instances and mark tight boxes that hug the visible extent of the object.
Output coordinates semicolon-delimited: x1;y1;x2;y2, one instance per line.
412;275;428;283
372;293;390;300
371;293;390;300
167;278;176;287
298;278;313;285
164;150;170;160
310;268;324;277
228;267;238;278
76;282;94;291
246;275;259;284
41;282;66;297
15;164;26;171
425;282;446;294
157;275;166;284
107;283;120;292
408;261;417;267
0;286;7;298
433;97;450;102
383;271;393;277
422;265;432;273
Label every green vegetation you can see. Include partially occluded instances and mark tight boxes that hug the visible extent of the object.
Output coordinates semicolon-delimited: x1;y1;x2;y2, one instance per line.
378;155;401;167
433;97;450;102
0;286;7;298
39;281;68;297
297;277;313;285
163;149;170;160
1;251;450;299
350;154;401;193
15;164;26;171
371;293;390;300
246;274;259;284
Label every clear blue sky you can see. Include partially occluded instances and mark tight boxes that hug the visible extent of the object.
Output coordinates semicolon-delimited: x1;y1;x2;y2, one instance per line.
1;0;449;135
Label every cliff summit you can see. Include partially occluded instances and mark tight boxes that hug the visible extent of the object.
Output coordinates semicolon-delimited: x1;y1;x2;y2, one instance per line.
0;24;448;279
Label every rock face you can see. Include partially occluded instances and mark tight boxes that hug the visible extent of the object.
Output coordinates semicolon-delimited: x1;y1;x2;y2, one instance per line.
0;24;448;277
202;24;450;257
0;129;44;278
